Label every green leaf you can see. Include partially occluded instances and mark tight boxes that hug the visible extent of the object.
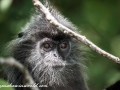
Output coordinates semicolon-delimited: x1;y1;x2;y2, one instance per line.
0;79;14;90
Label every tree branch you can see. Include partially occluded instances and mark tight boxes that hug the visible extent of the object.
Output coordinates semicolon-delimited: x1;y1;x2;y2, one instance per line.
0;57;39;90
31;0;120;64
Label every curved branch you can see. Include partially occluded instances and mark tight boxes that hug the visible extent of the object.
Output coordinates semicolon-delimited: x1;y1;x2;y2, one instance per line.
0;57;39;90
32;0;120;64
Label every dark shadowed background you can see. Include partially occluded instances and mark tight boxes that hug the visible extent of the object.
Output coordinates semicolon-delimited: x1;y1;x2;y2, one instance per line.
0;0;120;90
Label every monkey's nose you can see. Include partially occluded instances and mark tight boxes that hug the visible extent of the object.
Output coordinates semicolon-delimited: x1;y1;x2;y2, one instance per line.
53;54;60;58
54;54;57;57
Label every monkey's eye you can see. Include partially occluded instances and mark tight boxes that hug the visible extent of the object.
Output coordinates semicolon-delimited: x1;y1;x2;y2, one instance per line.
44;43;50;49
60;42;68;49
18;32;24;38
43;43;53;51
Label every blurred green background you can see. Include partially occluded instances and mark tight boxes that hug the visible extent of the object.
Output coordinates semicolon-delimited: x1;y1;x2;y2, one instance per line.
0;0;120;90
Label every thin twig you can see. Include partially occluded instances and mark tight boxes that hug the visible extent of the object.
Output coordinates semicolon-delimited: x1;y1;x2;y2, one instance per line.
0;57;39;90
32;0;120;64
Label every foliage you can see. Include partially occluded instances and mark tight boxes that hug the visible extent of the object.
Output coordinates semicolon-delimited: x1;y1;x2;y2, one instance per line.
0;0;120;90
0;79;13;90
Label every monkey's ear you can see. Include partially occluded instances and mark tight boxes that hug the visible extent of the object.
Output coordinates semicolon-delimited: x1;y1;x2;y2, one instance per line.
18;32;24;38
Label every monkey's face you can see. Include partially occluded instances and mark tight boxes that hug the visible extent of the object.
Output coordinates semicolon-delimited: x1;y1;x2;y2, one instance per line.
21;35;78;86
10;30;82;87
38;37;71;69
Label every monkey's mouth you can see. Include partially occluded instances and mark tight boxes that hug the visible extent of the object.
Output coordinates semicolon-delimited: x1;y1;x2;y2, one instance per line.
52;65;65;70
45;59;66;69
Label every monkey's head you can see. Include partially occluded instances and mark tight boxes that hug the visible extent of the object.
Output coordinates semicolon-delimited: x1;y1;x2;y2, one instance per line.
8;6;86;87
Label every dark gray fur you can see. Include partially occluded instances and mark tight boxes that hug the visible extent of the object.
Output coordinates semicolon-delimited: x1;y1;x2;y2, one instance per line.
5;2;89;90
